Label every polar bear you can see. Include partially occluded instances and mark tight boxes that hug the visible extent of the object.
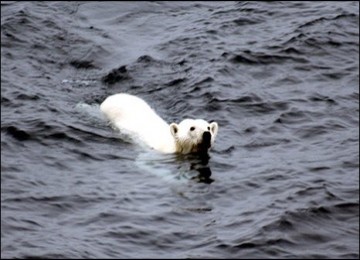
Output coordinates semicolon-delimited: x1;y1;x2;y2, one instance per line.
100;93;218;154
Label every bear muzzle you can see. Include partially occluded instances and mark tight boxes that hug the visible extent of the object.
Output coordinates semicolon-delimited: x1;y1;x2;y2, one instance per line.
201;131;212;149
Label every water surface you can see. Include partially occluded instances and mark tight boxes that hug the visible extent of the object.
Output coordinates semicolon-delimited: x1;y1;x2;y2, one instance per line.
1;1;359;258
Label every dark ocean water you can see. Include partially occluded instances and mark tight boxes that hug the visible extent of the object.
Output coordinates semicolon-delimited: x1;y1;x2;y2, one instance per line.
1;1;359;259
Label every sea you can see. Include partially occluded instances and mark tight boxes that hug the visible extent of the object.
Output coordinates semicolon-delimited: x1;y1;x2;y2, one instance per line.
1;1;359;259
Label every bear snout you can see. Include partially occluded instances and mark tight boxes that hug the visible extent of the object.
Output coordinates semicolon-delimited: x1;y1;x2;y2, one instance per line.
202;131;212;148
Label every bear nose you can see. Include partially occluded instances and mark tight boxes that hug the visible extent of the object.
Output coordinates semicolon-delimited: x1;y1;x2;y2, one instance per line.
202;131;211;145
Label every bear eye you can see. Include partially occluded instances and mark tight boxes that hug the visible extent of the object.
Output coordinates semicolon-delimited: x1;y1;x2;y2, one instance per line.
190;126;195;131
207;126;210;131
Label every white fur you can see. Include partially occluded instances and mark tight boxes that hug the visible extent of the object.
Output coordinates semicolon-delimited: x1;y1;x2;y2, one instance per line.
100;93;218;154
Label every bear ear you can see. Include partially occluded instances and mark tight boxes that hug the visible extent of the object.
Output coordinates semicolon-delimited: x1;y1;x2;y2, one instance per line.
170;123;179;137
210;122;218;137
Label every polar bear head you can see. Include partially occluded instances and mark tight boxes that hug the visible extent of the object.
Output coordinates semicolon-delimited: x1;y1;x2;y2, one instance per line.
169;119;218;154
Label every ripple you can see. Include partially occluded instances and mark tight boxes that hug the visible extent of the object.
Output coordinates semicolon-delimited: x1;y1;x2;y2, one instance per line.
101;65;130;85
3;126;32;141
228;50;308;65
